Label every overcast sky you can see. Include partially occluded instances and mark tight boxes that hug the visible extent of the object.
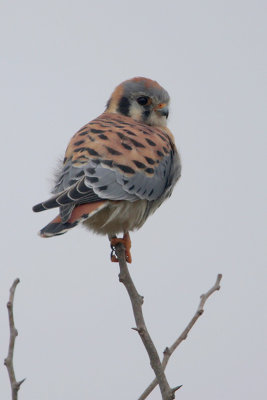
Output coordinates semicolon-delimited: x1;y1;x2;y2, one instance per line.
0;1;266;399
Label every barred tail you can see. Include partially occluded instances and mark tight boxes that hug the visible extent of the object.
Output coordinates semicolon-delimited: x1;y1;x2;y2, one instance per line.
38;201;107;238
39;216;78;237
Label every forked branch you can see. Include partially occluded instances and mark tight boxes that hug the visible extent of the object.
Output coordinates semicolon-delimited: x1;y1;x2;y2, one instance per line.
3;260;221;400
4;278;25;400
115;244;181;400
138;274;222;400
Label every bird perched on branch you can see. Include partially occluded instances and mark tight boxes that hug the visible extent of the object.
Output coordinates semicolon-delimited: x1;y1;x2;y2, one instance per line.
33;77;181;262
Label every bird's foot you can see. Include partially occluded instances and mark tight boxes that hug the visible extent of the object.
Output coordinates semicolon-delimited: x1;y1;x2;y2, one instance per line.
110;232;132;263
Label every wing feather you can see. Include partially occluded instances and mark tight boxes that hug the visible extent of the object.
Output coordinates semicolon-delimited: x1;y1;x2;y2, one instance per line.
33;112;181;214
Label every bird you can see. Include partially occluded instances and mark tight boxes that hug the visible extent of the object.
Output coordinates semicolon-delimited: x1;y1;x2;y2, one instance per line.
33;77;181;263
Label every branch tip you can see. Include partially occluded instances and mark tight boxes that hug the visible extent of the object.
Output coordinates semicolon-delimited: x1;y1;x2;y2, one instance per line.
163;347;170;356
138;273;223;399
17;378;26;388
172;385;183;393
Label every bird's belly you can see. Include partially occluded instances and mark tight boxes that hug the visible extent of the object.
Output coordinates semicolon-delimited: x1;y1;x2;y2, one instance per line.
82;199;149;235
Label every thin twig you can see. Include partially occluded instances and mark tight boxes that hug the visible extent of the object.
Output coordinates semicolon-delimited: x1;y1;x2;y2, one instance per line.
138;274;223;400
4;278;25;400
115;244;180;400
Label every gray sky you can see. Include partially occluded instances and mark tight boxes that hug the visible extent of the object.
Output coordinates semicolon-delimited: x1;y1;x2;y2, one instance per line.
1;1;266;399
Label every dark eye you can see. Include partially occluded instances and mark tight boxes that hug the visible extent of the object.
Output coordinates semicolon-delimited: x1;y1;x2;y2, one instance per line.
137;96;149;106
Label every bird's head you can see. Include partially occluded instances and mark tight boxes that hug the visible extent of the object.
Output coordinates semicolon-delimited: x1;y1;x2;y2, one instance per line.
106;77;170;127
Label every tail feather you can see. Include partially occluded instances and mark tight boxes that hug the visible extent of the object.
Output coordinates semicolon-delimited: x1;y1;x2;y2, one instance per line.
32;178;101;213
39;216;79;237
39;201;107;238
60;204;75;224
33;195;61;212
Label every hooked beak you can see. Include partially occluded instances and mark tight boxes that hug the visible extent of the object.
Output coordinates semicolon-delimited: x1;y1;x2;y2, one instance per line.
154;103;169;118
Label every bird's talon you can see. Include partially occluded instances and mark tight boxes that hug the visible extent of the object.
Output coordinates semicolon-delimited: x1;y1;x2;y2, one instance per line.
109;233;132;263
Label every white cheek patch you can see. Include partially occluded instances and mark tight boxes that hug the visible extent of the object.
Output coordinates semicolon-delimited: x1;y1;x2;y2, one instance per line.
129;103;143;122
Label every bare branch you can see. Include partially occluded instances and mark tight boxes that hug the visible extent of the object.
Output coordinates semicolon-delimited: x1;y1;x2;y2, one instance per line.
4;278;25;400
115;244;179;400
138;274;222;400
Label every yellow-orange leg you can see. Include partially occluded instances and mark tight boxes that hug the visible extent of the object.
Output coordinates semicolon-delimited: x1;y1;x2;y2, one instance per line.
110;232;132;263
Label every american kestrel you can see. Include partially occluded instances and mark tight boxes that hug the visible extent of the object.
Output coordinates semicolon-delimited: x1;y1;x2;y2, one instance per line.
33;77;181;262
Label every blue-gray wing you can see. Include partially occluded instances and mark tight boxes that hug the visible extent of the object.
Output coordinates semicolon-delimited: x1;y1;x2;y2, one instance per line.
32;113;181;222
